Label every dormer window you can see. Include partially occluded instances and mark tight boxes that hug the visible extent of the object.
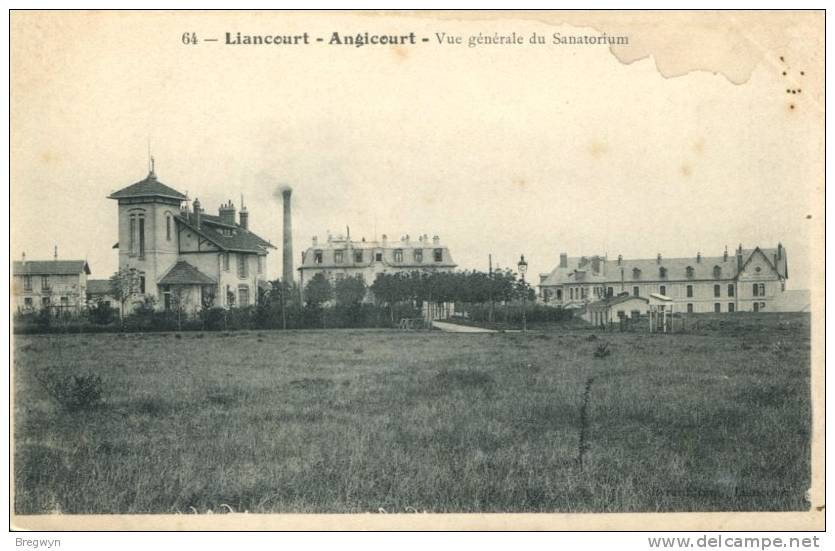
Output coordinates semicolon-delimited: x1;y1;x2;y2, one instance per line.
314;250;323;264
434;248;443;262
414;249;423;263
713;265;722;279
354;251;363;263
334;250;344;264
632;268;641;279
394;249;403;263
686;266;694;279
659;267;667;279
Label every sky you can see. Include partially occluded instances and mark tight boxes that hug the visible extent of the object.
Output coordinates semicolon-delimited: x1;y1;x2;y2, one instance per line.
11;12;823;290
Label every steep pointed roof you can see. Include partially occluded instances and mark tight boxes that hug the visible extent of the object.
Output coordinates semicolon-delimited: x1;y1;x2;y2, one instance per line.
158;261;216;285
108;171;187;201
175;213;274;254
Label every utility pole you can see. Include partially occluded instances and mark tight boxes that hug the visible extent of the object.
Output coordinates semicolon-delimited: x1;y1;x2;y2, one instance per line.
489;254;494;323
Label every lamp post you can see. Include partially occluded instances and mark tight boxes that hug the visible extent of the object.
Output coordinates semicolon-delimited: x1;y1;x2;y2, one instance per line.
517;254;528;335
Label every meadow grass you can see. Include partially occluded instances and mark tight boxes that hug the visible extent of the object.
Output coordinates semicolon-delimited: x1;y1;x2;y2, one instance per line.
13;313;811;513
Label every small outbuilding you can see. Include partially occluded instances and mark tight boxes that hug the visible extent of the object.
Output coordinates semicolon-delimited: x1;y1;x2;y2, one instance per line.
584;293;649;326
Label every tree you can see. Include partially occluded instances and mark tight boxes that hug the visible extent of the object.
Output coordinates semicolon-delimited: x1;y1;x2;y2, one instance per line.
305;273;333;308
169;286;191;331
334;276;366;306
109;268;140;321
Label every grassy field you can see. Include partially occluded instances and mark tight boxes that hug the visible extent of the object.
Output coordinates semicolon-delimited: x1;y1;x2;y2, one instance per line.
13;313;811;514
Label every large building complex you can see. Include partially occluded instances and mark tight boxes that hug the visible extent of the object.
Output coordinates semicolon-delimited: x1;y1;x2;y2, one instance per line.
109;167;274;312
539;245;789;314
297;232;457;292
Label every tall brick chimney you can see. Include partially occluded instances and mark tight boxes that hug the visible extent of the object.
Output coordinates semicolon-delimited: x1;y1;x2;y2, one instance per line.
280;186;294;284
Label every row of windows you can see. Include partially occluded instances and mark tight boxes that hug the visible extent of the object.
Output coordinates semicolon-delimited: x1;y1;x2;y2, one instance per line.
314;248;444;265
23;296;71;308
559;283;768;301
631;265;727;280
221;252;263;278
22;275;51;291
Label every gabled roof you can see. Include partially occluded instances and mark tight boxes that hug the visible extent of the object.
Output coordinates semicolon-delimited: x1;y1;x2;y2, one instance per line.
86;279;112;295
587;293;649;311
176;213;274;254
108;172;187;201
13;260;91;276
158;261;216;285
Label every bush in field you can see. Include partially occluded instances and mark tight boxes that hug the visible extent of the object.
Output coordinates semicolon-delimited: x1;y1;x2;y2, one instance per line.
35;371;104;412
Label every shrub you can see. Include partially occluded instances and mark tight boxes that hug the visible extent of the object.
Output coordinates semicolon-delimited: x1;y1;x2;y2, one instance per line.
593;343;610;358
88;301;117;325
35;371;104;412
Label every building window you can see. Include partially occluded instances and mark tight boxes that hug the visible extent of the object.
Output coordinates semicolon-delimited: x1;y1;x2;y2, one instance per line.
394;249;403;263
686;285;693;298
237;254;248;278
238;285;250;306
632;268;641;279
139;274;146;294
714;284;721;297
138;216;145;258
728;284;735;297
753;302;759;312
728;303;735;313
582;287;588;299
42;297;50;307
687;303;693;313
23;297;32;309
659;267;667;279
414;249;423;263
375;252;383;262
606;287;613;297
162;285;171;310
314;250;323;264
334;250;344;264
129;216;136;255
556;289;563;301
713;266;722;279
633;286;639;297
41;275;49;291
354;251;363;263
60;296;69;307
753;283;765;296
759;283;765;296
23;275;31;291
434;248;443;262
223;252;230;271
166;215;172;241
686;266;694;279
714;302;721;313
659;285;666;296
257;256;263;274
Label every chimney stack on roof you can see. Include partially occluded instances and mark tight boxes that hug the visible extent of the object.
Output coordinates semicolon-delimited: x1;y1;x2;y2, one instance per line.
53;245;58;261
724;246;729;262
193;198;201;229
657;253;662;264
21;252;25;262
777;242;783;259
219;199;236;226
696;252;702;263
433;235;439;245
559;253;568;268
617;254;622;266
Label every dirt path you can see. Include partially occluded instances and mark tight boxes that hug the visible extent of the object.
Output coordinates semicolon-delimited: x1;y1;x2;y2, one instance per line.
431;321;497;333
